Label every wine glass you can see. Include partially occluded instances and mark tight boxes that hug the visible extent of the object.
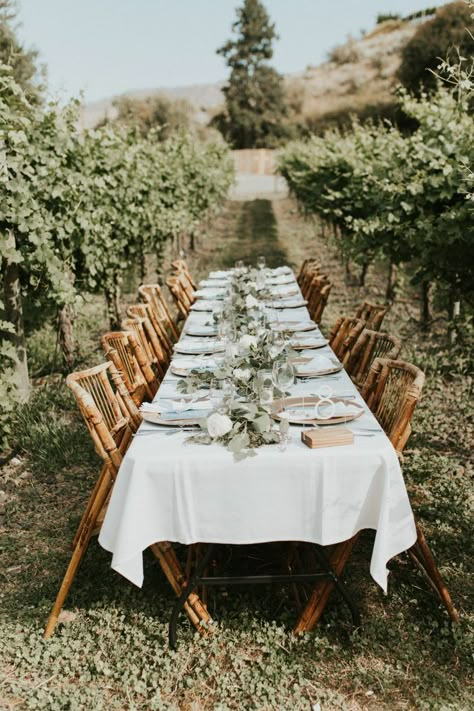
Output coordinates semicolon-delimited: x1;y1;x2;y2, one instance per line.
272;360;295;393
257;256;266;270
235;259;244;270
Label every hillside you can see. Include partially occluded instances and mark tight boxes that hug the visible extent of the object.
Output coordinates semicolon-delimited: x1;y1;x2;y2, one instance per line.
79;18;419;131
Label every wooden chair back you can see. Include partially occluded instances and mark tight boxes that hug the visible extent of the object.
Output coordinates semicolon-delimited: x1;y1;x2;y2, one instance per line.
300;265;325;299
308;282;332;324
297;258;321;286
171;259;197;290
361;357;425;453
329;316;365;360
355;301;387;331
167;274;192;320
101;331;156;404
128;303;172;364
66;361;140;458
139;283;180;342
122;316;165;381
345;329;401;388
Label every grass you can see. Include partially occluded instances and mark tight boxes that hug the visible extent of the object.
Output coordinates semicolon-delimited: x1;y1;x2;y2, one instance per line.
0;197;473;710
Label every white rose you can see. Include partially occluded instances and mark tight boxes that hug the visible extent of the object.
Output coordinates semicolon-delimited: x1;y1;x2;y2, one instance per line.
206;412;233;438
239;334;258;350
234;367;251;381
245;294;260;309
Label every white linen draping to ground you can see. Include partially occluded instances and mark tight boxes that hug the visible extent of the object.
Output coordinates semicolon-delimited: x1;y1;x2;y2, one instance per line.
99;270;416;593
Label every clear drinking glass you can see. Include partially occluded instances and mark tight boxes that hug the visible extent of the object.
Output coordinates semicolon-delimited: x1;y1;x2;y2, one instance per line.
272;360;295;392
235;259;244;270
257;256;266;270
209;378;234;413
254;369;274;406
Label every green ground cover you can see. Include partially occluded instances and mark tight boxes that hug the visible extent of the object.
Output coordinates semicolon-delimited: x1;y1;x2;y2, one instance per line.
0;198;472;710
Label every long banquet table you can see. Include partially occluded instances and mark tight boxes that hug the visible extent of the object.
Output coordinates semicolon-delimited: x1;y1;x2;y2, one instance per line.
99;267;417;614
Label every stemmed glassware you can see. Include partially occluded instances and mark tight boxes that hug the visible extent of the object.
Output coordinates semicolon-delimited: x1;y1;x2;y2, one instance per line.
253;370;274;407
272;359;295;393
257;256;266;270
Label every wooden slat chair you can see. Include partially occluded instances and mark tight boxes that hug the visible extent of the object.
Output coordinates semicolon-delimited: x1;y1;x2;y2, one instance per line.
44;362;211;639
308;282;332;325
300;266;326;300
355;301;387;331
295;358;458;634
329;316;365;361
344;329;401;388
138;283;180;343
297;258;321;287
122;316;166;382
166;274;193;321
101;330;157;404
171;258;197;291
127;303;172;366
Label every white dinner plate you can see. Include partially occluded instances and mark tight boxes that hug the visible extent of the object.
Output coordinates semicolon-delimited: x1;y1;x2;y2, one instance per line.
268;299;308;309
174;340;225;355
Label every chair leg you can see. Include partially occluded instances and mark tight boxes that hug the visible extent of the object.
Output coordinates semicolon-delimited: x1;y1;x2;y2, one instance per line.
72;464;109;549
44;470;113;639
149;543;212;634
294;535;359;634
407;521;459;623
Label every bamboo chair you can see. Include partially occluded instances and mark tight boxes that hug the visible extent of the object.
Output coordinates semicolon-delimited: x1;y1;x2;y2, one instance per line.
171;259;197;290
127;303;172;365
44;362;211;639
297;258;321;287
329;316;365;361
166;274;193;320
139;283;180;343
122;316;166;382
344;329;401;388
101;330;156;404
300;266;326;300
355;301;387;331
295;358;458;634
308;282;332;325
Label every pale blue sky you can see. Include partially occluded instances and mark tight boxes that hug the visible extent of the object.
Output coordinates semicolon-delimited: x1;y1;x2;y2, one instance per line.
16;0;446;103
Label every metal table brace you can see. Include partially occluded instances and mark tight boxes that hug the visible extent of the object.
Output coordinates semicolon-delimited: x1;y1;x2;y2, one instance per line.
169;544;361;648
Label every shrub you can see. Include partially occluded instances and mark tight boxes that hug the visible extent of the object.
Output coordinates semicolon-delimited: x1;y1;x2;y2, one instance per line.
398;1;474;94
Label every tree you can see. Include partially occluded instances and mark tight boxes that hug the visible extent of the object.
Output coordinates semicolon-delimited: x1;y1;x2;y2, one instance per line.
215;0;289;148
398;2;473;95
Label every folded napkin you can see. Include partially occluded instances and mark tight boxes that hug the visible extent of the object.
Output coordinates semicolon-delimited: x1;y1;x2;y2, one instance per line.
268;274;294;285
271;266;293;276
172;357;217;371
270;286;299;297
175;340;224;354
295;355;335;375
208;270;229;279
199;279;227;288
194;288;225;299
190;301;221;311
142;398;211;413
291;337;327;348
317;402;360;418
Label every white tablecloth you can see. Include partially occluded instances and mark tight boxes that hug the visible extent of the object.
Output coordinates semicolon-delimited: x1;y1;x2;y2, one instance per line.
99;271;416;592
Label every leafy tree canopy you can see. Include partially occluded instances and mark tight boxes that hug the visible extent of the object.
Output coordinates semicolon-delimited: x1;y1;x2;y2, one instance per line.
106;94;195;140
0;0;44;101
398;1;474;95
214;0;290;148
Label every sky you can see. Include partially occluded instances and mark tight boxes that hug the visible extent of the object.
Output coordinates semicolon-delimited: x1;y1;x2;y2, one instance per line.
16;0;447;104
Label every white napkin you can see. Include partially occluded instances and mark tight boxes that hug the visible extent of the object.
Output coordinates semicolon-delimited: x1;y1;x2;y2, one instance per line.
194;288;225;299
175;340;223;353
271;266;293;276
295;355;334;374
190;301;221;311
142;398;211;413
199;279;227;288
172;357;217;370
317;402;360;417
